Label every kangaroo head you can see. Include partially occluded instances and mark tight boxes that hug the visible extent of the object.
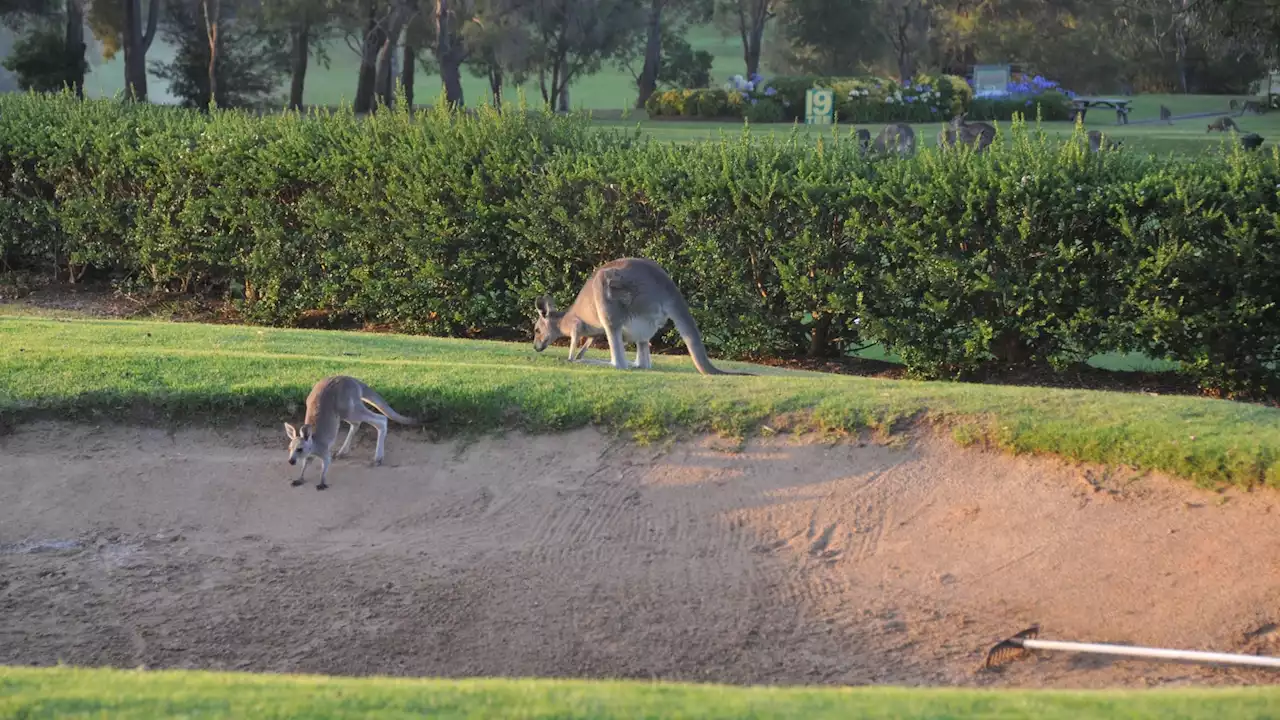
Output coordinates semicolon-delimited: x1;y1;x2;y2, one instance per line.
532;295;564;352
284;422;314;465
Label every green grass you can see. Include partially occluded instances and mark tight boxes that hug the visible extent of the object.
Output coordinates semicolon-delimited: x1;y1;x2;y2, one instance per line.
592;106;1280;155
1;315;1278;488
4;666;1280;719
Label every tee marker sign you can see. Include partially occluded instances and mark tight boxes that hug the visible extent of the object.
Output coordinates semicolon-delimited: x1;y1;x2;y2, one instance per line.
806;88;834;125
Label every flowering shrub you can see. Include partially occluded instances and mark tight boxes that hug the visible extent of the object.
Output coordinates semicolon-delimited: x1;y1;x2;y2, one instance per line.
833;75;969;123
966;74;1076;121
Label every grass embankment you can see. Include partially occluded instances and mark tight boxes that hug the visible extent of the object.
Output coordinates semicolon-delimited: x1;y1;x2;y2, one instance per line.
2;316;1278;488
3;667;1280;720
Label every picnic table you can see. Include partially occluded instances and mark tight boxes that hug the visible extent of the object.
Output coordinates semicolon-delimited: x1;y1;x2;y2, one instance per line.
1070;98;1132;124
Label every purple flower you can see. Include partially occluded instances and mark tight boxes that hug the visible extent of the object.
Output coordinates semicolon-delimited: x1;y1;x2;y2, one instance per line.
930;106;938;113
764;87;777;97
1025;99;1033;106
749;73;764;84
751;98;758;105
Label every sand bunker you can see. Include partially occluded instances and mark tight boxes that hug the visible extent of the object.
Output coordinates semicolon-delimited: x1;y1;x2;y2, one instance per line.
1;422;1278;688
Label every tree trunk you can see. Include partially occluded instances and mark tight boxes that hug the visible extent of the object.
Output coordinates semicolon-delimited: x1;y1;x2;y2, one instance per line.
288;19;310;110
64;0;85;98
435;0;465;107
635;0;663;108
202;0;220;109
745;23;763;77
375;4;410;108
489;67;502;109
402;42;416;110
353;0;382;113
123;0;161;102
807;314;832;358
558;84;569;112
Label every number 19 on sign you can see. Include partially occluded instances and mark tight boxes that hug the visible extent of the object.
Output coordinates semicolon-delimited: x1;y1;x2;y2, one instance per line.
806;88;834;125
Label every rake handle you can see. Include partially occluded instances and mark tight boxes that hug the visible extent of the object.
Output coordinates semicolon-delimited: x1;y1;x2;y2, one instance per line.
1020;638;1280;669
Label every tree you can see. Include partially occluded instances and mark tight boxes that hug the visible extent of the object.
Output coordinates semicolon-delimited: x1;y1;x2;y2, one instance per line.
772;0;878;75
523;0;645;110
625;0;708;107
715;0;775;77
0;0;86;96
876;0;932;83
256;0;336;111
3;18;89;92
465;9;533;107
151;0;289;109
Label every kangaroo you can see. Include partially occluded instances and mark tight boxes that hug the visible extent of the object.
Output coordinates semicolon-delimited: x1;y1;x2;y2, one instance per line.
283;375;418;491
1087;129;1122;152
1230;98;1240;113
1207;116;1239;133
1241;132;1265;151
855;128;872;154
532;257;751;376
871;123;915;155
1159;104;1173;124
941;113;995;152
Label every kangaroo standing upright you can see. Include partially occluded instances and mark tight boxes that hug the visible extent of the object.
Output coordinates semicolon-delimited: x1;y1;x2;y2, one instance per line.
283;375;419;490
532;258;751;376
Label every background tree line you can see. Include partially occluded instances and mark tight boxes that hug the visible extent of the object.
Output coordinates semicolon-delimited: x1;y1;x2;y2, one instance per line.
0;0;1276;112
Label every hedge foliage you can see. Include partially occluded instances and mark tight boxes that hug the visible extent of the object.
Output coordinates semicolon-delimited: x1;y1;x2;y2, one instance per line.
2;92;1279;396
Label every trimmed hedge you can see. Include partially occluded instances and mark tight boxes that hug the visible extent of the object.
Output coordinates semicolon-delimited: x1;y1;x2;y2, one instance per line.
2;92;1279;396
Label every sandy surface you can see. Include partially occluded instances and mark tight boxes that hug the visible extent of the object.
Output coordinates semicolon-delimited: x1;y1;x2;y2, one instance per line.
1;422;1278;688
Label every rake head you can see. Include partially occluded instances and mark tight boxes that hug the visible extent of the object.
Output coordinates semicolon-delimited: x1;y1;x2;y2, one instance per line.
981;624;1041;670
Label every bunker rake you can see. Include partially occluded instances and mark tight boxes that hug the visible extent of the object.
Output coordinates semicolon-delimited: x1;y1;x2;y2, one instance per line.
982;624;1280;671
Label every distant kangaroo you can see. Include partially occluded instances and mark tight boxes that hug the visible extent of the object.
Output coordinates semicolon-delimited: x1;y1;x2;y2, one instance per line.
1159;104;1173;124
532;257;751;376
1207;116;1239;133
940;113;995;152
283;375;419;491
855;128;872;154
871;123;916;155
1087;129;1122;152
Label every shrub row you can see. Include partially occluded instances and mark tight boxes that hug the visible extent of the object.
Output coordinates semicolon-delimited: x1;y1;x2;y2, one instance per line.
646;73;1074;124
2;92;1278;396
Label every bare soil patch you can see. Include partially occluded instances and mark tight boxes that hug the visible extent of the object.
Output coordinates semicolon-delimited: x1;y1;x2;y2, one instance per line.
2;422;1278;688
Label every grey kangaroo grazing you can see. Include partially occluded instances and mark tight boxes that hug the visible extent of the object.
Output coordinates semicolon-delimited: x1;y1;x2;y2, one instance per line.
1207;116;1239;132
532;257;752;376
855;128;872;154
1160;105;1173;124
1241;132;1265;151
941;113;995;152
283;375;419;491
872;123;915;155
1087;130;1121;152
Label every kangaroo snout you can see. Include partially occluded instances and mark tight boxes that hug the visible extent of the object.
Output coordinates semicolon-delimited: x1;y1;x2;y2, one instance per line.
289;457;297;465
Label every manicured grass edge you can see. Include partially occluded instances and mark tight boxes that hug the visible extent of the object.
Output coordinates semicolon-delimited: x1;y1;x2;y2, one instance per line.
4;666;1280;720
2;317;1278;491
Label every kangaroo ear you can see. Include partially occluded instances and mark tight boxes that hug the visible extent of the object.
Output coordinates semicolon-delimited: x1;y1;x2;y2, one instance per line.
535;295;555;318
299;424;313;440
284;423;298;439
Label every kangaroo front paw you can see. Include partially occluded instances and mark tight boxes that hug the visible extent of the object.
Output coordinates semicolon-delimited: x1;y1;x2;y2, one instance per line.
316;482;328;491
291;479;305;487
373;457;383;467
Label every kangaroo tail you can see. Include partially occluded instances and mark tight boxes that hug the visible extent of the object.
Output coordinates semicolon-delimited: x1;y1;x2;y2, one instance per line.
359;384;419;425
669;301;753;377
